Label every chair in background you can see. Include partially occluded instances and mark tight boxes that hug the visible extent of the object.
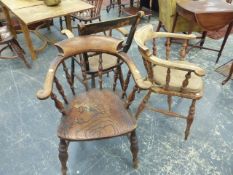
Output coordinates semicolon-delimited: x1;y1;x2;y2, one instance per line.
134;24;205;140
37;35;151;174
0;25;30;68
119;0;152;22
60;0;103;30
62;12;143;89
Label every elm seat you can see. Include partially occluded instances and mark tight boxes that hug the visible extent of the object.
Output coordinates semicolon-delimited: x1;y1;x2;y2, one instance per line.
58;89;136;140
153;61;203;93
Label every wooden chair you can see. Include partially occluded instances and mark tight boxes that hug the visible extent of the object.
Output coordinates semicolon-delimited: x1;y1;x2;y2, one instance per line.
36;35;151;174
62;12;143;88
134;24;205;140
0;25;30;68
119;0;152;22
59;0;103;30
73;0;103;23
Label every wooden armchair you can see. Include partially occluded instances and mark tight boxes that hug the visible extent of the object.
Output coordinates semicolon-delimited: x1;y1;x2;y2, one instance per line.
36;35;151;174
0;25;30;68
62;12;143;88
134;24;205;140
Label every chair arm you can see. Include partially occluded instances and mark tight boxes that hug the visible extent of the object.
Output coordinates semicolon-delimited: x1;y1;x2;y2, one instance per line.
150;55;205;76
61;29;75;39
36;56;64;100
154;32;196;40
116;27;129;37
118;52;152;89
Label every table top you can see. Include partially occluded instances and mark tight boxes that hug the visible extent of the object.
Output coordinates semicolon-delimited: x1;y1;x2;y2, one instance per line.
176;0;233;31
1;0;44;10
1;0;94;25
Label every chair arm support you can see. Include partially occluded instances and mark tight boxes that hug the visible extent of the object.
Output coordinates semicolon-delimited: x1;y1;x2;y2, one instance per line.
118;52;152;89
150;56;205;76
36;56;64;100
61;29;75;39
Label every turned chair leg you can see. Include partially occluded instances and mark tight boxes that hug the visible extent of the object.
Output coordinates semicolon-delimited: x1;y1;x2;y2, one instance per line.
11;39;31;68
156;21;162;32
135;90;152;119
59;139;69;175
184;99;196;140
130;130;138;168
167;95;172;112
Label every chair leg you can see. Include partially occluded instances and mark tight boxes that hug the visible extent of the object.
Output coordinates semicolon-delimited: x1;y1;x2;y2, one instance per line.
135;90;152;119
167;95;172;112
91;74;96;88
58;139;69;175
200;31;207;48
11;39;31;68
130;130;138;169
156;21;162;32
184;99;196;140
59;17;63;30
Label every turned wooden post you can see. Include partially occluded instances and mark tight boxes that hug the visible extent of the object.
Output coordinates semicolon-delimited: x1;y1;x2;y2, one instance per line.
130;130;138;169
58;139;68;175
185;99;196;140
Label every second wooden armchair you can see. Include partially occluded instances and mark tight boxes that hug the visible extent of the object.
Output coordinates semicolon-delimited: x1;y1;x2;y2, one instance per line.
134;24;205;140
62;12;144;88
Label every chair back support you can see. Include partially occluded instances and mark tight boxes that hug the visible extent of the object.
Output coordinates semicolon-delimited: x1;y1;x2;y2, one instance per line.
37;35;150;115
78;11;144;53
86;0;103;18
134;24;204;92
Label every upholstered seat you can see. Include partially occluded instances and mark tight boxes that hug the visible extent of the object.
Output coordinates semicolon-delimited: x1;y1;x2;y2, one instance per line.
58;89;136;140
0;26;12;40
153;61;203;93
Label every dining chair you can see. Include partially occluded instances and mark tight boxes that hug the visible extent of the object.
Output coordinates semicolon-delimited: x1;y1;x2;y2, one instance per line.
134;24;205;140
0;25;30;68
59;0;103;30
36;35;151;174
119;0;152;22
62;12;143;89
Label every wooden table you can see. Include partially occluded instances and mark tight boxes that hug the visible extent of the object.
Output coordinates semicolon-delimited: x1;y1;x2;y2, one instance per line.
172;0;233;63
1;0;93;60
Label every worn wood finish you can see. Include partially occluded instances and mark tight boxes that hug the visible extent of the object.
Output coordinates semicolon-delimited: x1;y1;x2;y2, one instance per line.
174;0;233;63
37;35;151;172
0;0;93;59
0;25;30;68
134;24;205;139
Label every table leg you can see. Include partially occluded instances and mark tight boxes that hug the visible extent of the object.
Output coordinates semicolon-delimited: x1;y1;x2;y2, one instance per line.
2;5;16;37
19;20;37;60
222;61;233;85
65;15;72;32
216;22;233;63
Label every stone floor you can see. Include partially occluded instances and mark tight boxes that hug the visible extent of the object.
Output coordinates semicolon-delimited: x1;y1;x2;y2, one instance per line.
0;9;232;175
